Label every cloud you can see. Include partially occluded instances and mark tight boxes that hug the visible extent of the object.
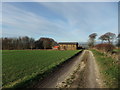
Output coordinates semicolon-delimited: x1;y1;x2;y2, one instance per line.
0;2;2;37
40;2;118;34
2;2;118;42
2;0;120;2
2;3;74;41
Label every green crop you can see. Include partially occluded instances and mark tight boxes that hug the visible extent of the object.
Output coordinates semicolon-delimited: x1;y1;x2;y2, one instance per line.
2;50;80;88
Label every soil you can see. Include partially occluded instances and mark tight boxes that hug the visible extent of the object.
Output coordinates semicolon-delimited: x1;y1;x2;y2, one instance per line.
34;50;103;88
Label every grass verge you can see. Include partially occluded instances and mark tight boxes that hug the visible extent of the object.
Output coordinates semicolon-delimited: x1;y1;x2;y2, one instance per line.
91;49;119;88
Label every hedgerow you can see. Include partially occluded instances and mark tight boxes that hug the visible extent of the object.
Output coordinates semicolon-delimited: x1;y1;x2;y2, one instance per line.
94;43;115;53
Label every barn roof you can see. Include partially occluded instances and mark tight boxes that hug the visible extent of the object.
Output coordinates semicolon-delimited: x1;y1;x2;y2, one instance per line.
58;42;78;45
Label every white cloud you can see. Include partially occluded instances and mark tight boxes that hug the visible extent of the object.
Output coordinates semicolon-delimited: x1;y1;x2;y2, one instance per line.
2;2;118;42
40;2;118;33
0;2;2;37
2;3;80;41
2;0;120;2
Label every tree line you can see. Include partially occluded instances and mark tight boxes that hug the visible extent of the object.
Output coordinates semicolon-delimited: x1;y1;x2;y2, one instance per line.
1;36;58;50
88;32;120;47
1;32;119;50
88;32;120;53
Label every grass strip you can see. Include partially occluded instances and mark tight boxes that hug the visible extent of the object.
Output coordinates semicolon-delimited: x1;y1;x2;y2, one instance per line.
91;49;119;88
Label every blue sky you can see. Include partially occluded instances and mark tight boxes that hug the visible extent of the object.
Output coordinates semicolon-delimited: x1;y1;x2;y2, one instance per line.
2;2;118;42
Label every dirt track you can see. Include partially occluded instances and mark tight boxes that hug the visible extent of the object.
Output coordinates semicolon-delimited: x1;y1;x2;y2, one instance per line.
35;50;103;88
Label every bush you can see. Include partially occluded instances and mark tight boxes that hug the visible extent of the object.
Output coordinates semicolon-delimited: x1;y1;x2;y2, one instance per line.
94;43;115;53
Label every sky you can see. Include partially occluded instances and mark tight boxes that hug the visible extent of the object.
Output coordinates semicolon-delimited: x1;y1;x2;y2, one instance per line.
2;2;118;42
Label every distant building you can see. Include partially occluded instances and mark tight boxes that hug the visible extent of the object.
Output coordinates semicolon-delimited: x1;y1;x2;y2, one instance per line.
53;46;59;50
58;42;78;50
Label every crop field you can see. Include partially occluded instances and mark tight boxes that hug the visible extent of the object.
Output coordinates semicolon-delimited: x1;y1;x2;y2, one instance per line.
2;50;80;88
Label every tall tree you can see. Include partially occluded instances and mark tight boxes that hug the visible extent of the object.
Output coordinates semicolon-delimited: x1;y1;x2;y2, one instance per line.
99;32;116;44
2;36;35;50
35;37;57;49
99;34;109;43
105;32;116;43
0;38;2;50
29;38;35;49
117;33;120;47
88;33;97;47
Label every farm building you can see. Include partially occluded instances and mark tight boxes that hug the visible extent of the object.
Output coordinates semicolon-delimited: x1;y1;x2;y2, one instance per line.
58;42;78;50
53;46;59;50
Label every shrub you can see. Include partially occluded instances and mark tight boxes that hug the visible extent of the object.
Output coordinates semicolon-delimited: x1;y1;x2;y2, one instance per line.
94;43;115;53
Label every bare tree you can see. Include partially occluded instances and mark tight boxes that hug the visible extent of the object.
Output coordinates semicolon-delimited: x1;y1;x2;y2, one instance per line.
99;34;109;43
29;38;35;49
88;33;97;47
99;32;116;44
2;36;57;50
2;36;35;50
105;32;116;43
0;38;2;50
117;33;120;47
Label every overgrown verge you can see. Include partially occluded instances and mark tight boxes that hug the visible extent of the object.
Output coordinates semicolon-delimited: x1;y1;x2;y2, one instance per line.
94;43;119;61
91;49;119;88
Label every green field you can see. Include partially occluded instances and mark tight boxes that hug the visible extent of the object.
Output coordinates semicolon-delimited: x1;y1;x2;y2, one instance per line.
91;49;119;88
2;50;80;88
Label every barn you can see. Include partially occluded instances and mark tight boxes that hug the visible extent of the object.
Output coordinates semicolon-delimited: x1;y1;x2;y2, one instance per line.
58;42;78;50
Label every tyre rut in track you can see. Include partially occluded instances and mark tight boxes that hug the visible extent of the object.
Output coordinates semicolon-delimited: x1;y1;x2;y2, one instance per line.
34;50;103;88
35;50;85;88
68;50;103;88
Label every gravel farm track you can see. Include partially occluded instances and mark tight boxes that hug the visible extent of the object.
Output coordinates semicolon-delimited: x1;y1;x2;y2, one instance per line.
34;50;103;88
